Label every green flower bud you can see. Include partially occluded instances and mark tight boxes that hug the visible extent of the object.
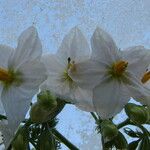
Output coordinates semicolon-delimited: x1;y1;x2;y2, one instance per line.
114;132;128;149
101;120;118;142
125;103;149;124
37;131;57;150
37;90;57;111
12;127;28;150
30;102;50;123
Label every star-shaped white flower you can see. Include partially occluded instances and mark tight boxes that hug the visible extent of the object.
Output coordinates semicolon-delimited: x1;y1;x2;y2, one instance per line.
69;27;150;119
41;27;94;112
0;27;47;147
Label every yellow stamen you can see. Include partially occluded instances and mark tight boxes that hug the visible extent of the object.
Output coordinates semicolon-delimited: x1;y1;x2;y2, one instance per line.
63;70;73;83
0;68;13;83
62;57;76;85
141;71;150;84
112;60;128;76
67;59;76;73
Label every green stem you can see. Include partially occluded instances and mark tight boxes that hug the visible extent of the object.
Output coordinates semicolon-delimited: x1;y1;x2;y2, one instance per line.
48;100;66;120
101;136;107;150
90;112;98;122
117;119;130;129
52;129;79;150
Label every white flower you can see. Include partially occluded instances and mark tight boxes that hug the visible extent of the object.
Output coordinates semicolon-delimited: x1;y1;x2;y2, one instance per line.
69;27;150;119
0;27;47;147
41;27;94;112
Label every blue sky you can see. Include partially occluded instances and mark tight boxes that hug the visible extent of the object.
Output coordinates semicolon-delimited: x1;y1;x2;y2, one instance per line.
0;0;150;149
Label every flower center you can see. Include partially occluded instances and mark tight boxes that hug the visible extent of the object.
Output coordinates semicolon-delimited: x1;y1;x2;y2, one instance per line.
67;57;76;73
63;70;73;83
141;71;150;84
110;60;128;77
0;68;13;83
61;57;76;84
0;67;23;88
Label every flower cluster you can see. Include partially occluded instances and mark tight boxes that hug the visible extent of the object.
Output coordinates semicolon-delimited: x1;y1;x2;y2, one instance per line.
0;26;149;149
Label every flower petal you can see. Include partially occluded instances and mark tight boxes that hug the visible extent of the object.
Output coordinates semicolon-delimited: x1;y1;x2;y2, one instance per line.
41;74;94;111
1;60;46;146
69;59;108;89
57;27;90;63
74;87;94;112
0;121;14;149
93;79;130;119
1;86;31;146
126;73;150;106
123;46;150;79
41;75;72;101
41;53;65;75
91;27;120;64
19;60;47;92
8;26;42;69
0;45;14;68
0;89;5;116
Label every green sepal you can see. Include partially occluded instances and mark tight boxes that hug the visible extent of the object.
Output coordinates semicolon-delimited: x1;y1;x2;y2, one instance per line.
30;102;50;123
104;131;128;149
113;132;128;149
37;90;57;111
124;127;142;138
101;120;118;142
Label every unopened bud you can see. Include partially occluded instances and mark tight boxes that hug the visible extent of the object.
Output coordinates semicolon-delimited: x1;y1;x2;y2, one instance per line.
113;132;128;149
37;131;56;150
101;120;118;142
30;103;50;123
125;103;149;124
12;127;28;150
37;90;57;111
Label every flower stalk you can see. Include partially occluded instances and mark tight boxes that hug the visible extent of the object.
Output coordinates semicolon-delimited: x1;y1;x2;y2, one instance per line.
52;129;79;150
